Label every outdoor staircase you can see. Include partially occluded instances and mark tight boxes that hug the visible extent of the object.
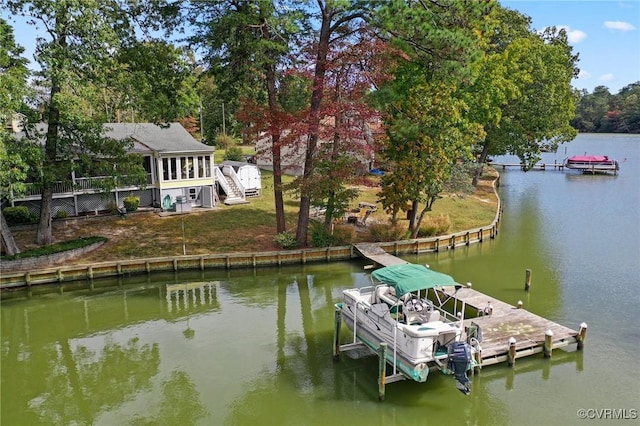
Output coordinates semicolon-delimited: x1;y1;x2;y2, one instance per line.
222;176;247;204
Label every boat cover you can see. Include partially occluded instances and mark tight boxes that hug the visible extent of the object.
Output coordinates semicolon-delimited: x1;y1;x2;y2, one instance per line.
567;155;609;162
371;264;456;297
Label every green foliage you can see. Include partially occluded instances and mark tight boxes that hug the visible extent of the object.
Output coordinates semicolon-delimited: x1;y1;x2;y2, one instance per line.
224;146;244;161
1;236;107;260
572;83;640;133
368;222;407;242
116;41;200;123
309;221;332;247
54;210;69;219
3;0;179;245
106;201;119;214
273;231;298;249
2;206;37;225
123;195;140;212
416;214;452;237
215;134;238;150
308;221;356;247
331;225;356;246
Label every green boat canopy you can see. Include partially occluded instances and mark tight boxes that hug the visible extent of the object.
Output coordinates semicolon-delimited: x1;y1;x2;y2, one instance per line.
371;264;456;298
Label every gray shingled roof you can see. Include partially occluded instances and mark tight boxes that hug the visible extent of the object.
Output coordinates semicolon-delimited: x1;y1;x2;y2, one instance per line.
14;122;212;155
104;123;212;154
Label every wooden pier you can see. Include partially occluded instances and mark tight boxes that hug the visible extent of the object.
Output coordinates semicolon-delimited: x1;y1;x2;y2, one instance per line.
489;161;565;171
353;243;584;367
436;286;581;366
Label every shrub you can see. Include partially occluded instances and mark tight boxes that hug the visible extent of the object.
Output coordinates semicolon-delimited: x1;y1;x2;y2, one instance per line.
215;134;238;150
417;214;452;237
368;222;407;242
123;195;140;212
106;201;119;214
310;220;332;247
331;224;356;246
224;146;244;162
273;231;298;249
2;206;38;225
54;210;69;219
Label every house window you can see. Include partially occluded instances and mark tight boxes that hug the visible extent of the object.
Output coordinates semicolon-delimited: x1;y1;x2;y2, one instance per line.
186;157;194;179
162;158;169;181
143;156;153;184
161;155;212;181
170;158;177;180
204;155;211;177
181;157;187;179
197;156;204;178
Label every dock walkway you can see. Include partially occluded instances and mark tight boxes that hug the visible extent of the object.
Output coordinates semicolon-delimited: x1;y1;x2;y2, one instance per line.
353;243;582;366
437;286;579;365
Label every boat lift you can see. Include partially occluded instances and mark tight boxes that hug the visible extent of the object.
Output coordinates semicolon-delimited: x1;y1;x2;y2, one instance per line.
332;281;472;401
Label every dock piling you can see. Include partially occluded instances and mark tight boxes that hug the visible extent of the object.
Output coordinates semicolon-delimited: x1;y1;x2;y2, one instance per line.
378;342;387;401
543;329;554;358
332;305;342;362
577;322;588;350
524;269;532;291
507;337;517;367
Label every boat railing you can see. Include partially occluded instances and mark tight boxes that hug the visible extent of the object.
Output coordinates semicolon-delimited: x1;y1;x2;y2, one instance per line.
352;290;401;377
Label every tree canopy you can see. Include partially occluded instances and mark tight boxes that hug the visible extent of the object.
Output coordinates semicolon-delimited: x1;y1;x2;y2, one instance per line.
1;0;612;248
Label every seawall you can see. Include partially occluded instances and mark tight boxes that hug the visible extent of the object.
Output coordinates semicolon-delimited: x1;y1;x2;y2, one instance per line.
1;177;501;289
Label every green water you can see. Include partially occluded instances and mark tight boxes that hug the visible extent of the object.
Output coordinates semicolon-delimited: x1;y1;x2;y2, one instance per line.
2;134;639;425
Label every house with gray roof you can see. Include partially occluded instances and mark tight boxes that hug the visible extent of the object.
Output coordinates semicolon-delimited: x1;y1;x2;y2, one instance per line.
5;122;238;217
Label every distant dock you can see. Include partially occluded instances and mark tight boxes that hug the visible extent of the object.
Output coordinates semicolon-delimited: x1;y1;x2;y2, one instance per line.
488;161;565;171
353;243;585;368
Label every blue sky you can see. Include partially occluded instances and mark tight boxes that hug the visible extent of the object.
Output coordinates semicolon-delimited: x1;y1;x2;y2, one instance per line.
502;0;640;94
4;1;639;95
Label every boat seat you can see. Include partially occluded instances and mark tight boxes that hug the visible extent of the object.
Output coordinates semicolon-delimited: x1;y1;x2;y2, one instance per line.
424;310;440;322
376;286;399;306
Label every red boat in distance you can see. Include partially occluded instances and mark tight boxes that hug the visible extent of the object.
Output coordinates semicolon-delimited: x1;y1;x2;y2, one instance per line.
564;155;620;174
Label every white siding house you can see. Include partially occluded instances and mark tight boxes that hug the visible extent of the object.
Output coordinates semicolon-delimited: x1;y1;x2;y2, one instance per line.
6;123;218;216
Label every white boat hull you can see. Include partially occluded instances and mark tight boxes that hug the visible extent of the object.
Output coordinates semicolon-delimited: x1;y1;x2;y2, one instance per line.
339;286;462;382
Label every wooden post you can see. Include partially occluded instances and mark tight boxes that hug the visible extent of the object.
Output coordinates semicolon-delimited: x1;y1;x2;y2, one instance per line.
473;346;482;374
507;337;517;367
577;322;588;350
543;329;553;358
378;342;387;401
524;269;532;291
332;305;342;362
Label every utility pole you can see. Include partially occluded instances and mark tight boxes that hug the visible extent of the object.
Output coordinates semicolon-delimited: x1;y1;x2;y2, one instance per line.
199;100;204;142
222;102;226;136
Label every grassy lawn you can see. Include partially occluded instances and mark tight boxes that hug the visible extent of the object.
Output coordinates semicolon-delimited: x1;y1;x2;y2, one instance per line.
7;153;499;265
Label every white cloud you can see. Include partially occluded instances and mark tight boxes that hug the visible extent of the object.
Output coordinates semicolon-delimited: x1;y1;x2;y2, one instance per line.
577;70;591;80
557;25;587;43
604;21;636;31
599;73;615;82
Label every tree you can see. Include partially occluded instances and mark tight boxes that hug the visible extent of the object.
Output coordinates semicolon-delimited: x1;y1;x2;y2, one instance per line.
188;0;305;234
0;17;33;255
372;0;490;236
3;0;181;245
294;0;368;247
469;23;578;180
377;77;483;237
289;27;387;228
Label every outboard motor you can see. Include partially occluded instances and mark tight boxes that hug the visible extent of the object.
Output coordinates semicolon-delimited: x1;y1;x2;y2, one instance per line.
448;341;472;395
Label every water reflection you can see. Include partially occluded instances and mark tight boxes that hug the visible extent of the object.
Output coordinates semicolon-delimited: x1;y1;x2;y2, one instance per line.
2;262;591;425
3;134;638;425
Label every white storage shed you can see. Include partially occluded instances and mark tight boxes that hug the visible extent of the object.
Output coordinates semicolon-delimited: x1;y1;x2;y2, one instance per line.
219;161;262;197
